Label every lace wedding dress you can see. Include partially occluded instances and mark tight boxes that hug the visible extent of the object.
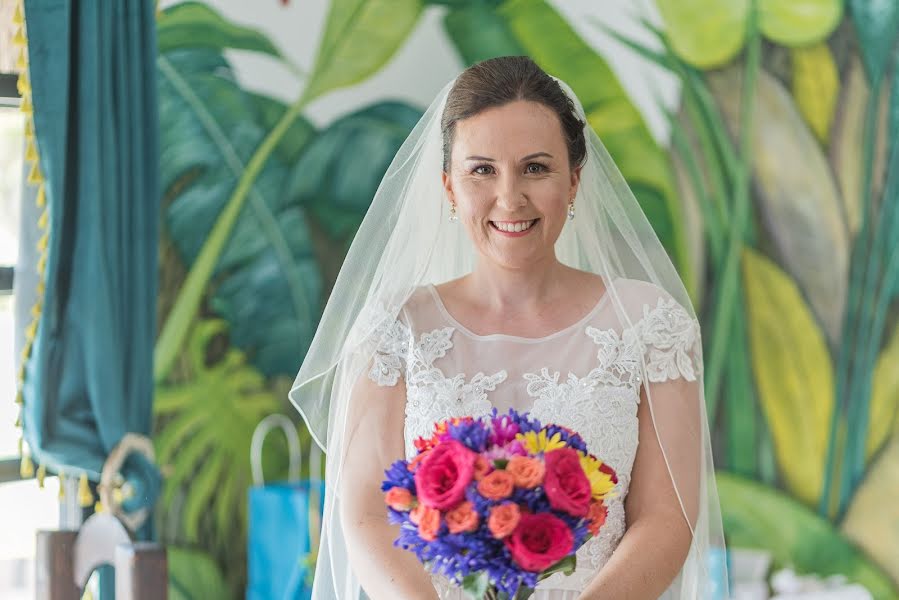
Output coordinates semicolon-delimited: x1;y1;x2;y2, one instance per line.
365;277;702;599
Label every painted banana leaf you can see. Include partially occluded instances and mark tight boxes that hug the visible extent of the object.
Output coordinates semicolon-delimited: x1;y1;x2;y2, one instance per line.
718;471;899;599
841;436;899;586
708;67;848;345
154;320;284;546
158;45;320;378
655;0;843;68
439;0;693;295
742;249;834;508
156;1;283;58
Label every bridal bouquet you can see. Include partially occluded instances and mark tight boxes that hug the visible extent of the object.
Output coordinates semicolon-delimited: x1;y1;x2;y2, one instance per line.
382;408;618;600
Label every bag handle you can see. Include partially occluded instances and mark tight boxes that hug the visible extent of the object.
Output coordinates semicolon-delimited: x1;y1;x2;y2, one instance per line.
251;414;301;486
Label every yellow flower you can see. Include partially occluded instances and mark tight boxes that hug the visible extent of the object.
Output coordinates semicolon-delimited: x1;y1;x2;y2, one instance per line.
516;429;567;454
577;451;617;501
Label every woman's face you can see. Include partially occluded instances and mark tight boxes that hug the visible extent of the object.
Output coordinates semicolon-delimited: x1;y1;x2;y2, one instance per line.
442;100;582;270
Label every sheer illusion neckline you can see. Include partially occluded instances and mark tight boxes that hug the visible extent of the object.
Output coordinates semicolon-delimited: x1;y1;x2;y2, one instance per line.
426;279;615;344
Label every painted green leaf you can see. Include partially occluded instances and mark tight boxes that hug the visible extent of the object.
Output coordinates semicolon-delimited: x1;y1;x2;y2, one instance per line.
830;57;871;238
443;2;526;64
158;48;320;377
759;0;843;47
867;324;899;459
303;0;424;102
709;68;848;344
791;43;839;144
654;0;749;69
718;472;899;599
167;547;229;600
842;436;899;588
493;0;690;288
157;1;283;57
849;0;899;83
286;101;423;241
154;320;284;546
742;248;834;507
249;92;317;165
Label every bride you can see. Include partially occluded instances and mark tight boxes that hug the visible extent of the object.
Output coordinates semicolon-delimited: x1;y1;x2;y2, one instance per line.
289;56;728;599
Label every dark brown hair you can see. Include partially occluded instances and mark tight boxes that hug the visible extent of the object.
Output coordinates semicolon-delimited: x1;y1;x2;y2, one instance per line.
441;56;587;172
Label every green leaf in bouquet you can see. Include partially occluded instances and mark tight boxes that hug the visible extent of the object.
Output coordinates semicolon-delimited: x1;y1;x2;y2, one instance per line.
462;570;489;598
537;554;577;580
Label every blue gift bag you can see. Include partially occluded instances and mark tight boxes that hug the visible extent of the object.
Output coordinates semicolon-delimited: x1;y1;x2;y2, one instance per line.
247;415;325;600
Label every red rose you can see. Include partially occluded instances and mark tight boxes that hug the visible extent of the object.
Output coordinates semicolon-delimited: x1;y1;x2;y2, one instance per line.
414;439;477;510
543;448;592;517
504;512;574;572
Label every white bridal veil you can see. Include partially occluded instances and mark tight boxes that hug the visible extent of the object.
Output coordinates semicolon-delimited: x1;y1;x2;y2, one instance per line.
289;72;728;599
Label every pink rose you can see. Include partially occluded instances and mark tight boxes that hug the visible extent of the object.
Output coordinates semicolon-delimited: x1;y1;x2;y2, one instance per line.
543;448;592;517
414;439;477;510
504;512;574;572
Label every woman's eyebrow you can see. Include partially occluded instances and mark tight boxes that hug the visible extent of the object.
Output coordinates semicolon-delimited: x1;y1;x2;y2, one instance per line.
463;152;554;162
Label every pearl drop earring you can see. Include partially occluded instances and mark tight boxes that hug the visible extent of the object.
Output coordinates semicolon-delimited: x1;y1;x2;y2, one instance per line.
567;201;575;220
449;203;458;222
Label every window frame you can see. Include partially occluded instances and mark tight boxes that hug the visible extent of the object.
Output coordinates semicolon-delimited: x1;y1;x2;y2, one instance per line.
0;69;25;484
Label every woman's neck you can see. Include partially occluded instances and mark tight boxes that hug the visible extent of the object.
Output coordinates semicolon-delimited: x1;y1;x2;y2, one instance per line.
464;253;571;312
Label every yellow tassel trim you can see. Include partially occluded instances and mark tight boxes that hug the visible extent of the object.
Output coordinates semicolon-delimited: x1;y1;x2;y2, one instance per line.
94;501;104;514
13;27;26;47
36;185;45;208
14;412;22;428
37;231;48;252
17;437;23;454
38;207;48;229
78;473;93;507
58;472;66;500
17;70;30;95
20;93;32;114
27;161;42;184
37;252;47;276
25;119;33;137
25;320;37;340
36;280;45;297
15;390;23;405
13;4;24;27
25;138;37;162
31;302;42;318
20;455;34;478
16;48;27;70
37;464;46;488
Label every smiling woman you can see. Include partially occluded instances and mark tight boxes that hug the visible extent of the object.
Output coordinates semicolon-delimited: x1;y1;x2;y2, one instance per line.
290;56;728;600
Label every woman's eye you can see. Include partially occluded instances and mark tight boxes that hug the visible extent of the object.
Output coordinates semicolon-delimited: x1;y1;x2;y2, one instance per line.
526;163;547;174
473;165;494;175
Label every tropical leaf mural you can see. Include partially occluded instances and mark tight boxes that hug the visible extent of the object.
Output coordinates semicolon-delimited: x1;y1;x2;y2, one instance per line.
149;0;899;597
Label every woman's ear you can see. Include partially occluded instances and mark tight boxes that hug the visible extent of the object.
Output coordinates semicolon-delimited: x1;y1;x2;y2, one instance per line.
442;170;456;204
570;164;583;199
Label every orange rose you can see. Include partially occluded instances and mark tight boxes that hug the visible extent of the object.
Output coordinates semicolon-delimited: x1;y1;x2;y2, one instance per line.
477;470;515;500
506;455;545;488
445;500;480;534
417;505;441;541
384;487;413;511
487;503;521;539
409;503;424;525
587;501;608;536
473;455;492;481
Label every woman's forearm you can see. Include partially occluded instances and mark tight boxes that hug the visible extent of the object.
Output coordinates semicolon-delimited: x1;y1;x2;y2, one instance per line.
577;516;691;600
343;509;440;600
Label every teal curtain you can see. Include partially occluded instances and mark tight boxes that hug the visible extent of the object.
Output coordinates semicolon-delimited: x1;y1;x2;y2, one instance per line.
19;0;161;525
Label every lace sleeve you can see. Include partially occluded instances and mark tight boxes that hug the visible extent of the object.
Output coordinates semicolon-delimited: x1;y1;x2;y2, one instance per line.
363;305;412;387
640;296;702;383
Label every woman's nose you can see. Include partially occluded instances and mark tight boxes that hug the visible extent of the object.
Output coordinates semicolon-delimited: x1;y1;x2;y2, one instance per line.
496;174;526;210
